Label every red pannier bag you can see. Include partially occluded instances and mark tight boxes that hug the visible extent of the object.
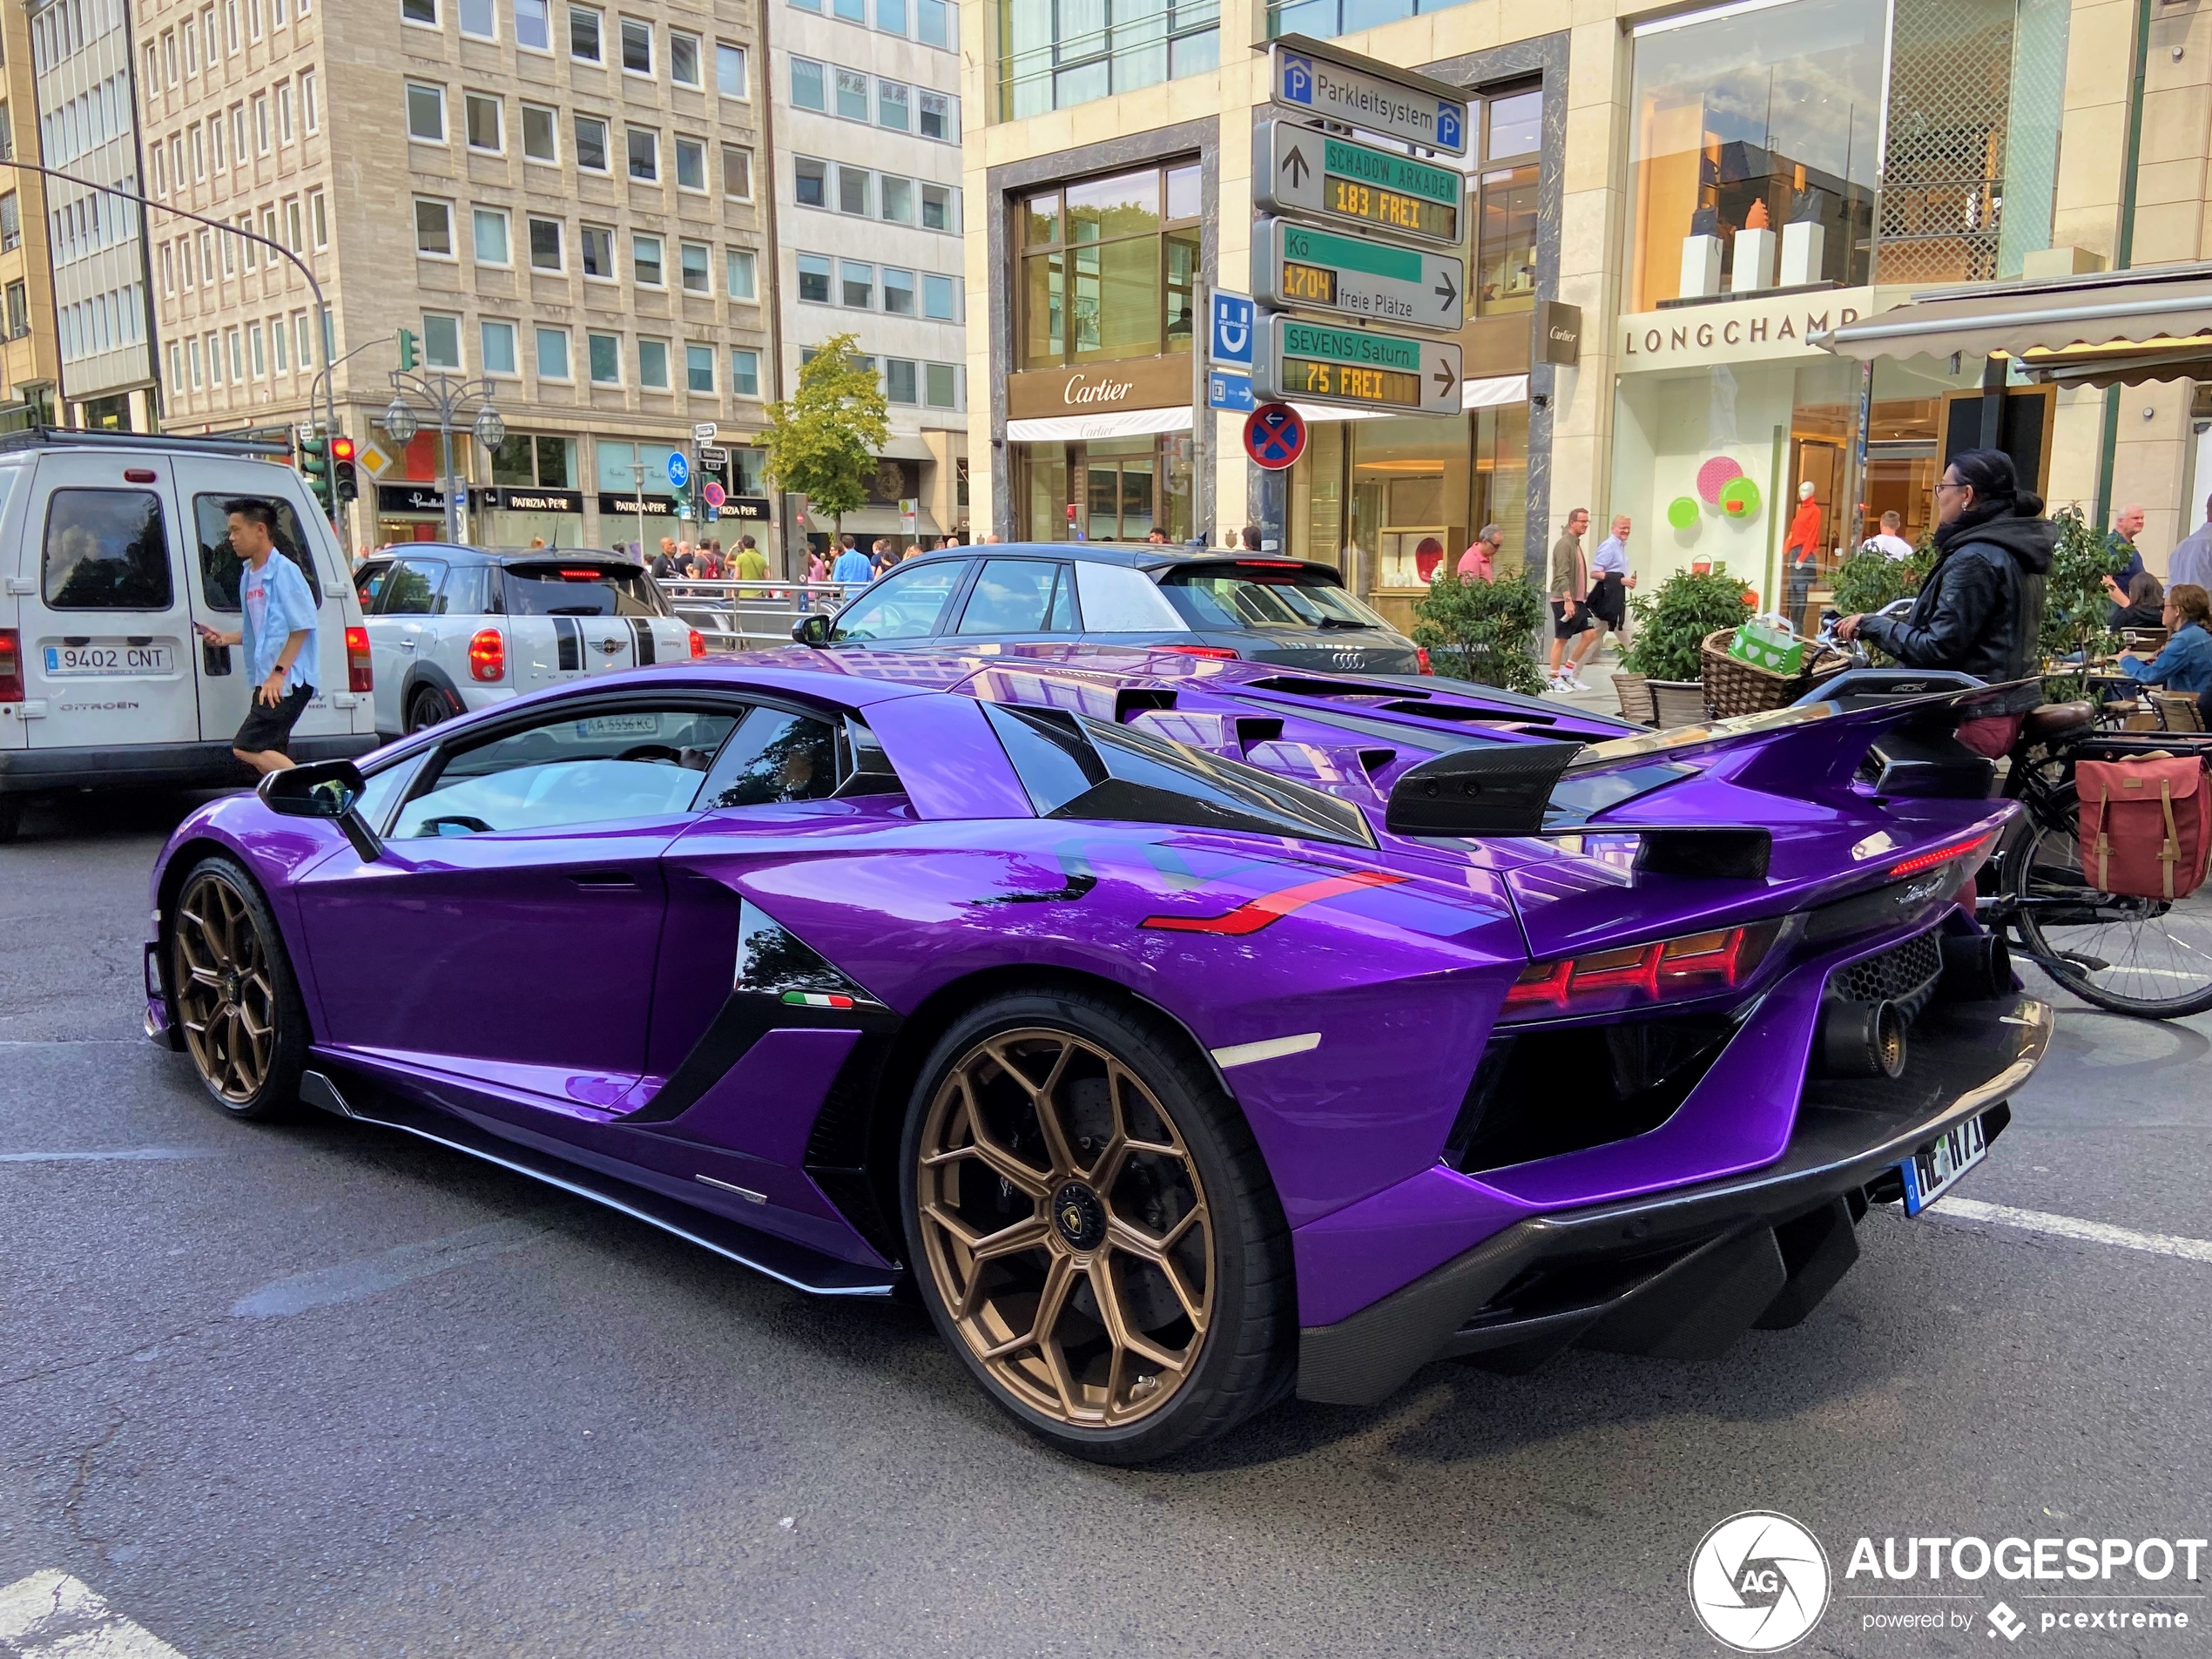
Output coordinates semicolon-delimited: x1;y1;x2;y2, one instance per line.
2077;754;2212;900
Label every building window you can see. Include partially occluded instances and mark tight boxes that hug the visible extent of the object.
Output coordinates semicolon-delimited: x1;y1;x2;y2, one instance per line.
795;157;827;208
797;252;830;302
536;325;570;378
882;266;915;315
880;175;914;223
581;223;614;277
158;243;175;293
423;312;462;368
278;83;296;141
465;91;502;151
522;104;557;161
835;69;869;121
481;319;518;374
725;249;758;299
885;357;916;404
287;198;305;251
473;206;510;264
249;321;266;376
840;260;873;308
570;5;601;60
685;342;714;392
1016;161;1201;370
588;330;620;382
921;182;954;231
188;337;205;389
619;16;651;72
414;197;454;256
574;114;609;171
515;0;550;50
310;191;327;247
402;0;435;21
271;313;288;371
997;2;1212;119
923;273;955;320
406;82;446;142
459;0;494;37
925;362;957;408
918;0;952;46
297;311;315;368
877;79;909;131
302;71;320;132
528;216;563;270
637;337;670;388
626;126;658;180
669;30;699;84
730;347;759;395
838;165;869;216
792;57;826;111
632;233;664;286
254;95;270;152
674;137;705;191
716;42;746;97
723;145;752;199
919;91;953;139
679;241;710;292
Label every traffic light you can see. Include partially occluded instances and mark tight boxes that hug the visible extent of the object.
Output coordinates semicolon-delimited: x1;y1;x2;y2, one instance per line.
330;435;359;503
298;428;331;514
396;327;419;372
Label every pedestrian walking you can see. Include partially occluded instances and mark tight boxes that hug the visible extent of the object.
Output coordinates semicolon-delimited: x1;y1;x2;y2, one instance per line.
1861;510;1914;561
1457;526;1500;582
734;535;768;581
832;537;873;585
1591;515;1636;650
1546;509;1594;692
191;500;318;777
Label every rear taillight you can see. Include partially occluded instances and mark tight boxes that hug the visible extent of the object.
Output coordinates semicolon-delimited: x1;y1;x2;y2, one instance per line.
0;629;21;702
1416;646;1433;675
1888;832;1995;880
689;628;705;658
1501;920;1784;1020
469;628;505;682
1153;644;1239;659
344;625;372;694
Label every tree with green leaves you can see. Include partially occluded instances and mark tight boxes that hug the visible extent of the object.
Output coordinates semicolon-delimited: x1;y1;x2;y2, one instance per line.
1411;568;1547;695
759;333;890;549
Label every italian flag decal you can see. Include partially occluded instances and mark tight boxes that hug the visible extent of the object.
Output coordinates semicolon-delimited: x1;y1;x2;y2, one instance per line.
781;991;855;1008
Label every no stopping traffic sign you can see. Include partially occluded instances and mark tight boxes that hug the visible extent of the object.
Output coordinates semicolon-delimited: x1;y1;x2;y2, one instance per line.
1244;402;1307;470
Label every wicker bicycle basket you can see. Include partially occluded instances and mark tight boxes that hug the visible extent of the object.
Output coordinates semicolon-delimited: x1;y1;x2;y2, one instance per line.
1699;628;1851;718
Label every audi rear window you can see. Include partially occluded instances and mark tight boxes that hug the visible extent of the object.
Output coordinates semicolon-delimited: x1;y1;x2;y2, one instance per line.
502;562;668;617
1157;563;1394;632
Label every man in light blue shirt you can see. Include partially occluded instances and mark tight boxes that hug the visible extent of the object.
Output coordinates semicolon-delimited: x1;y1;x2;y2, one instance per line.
194;499;320;774
2168;493;2212;592
831;536;873;585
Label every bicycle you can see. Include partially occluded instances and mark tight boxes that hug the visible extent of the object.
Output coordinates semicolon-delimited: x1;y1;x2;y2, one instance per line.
1810;610;2212;1020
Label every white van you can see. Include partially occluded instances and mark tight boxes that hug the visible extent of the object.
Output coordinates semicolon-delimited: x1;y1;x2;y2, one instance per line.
0;428;377;841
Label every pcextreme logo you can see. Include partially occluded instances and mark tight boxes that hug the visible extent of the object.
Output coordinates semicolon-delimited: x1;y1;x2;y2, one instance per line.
1689;1512;1832;1652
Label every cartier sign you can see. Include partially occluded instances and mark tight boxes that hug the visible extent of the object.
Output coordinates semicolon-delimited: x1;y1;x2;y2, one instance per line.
1618;287;1877;369
1006;354;1196;421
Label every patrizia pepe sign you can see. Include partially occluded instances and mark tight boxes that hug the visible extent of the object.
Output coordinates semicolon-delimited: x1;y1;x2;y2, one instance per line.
1620;287;1876;369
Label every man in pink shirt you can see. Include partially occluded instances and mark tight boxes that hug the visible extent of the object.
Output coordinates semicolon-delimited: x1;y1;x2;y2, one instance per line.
1457;523;1501;581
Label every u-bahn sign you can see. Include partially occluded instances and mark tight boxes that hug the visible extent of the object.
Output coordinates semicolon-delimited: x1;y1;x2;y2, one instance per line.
1252;217;1465;330
1251;314;1463;415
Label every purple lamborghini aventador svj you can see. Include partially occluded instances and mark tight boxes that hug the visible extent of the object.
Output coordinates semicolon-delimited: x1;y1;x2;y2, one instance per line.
144;645;2047;1461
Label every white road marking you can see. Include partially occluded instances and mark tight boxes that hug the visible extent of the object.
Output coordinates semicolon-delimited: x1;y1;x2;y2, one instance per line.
0;1148;231;1163
0;1569;188;1657
1211;1032;1322;1069
1933;1197;2212;1265
231;1217;550;1319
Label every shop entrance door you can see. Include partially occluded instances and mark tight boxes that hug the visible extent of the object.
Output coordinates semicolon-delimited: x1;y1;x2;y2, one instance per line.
1080;438;1157;543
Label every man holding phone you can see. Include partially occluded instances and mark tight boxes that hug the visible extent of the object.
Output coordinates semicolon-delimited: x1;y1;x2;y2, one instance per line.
193;499;318;776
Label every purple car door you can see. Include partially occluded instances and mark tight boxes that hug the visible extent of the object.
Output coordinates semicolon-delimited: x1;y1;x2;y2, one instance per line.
291;700;745;1101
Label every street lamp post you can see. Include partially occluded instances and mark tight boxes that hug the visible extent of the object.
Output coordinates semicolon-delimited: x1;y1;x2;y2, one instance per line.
382;373;502;543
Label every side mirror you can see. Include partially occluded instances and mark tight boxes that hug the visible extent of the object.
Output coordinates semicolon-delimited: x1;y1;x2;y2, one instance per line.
792;612;832;647
259;759;381;861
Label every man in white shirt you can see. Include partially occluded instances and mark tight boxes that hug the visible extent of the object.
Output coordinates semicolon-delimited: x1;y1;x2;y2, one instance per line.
1862;510;1915;561
1590;516;1635;648
2170;493;2212;592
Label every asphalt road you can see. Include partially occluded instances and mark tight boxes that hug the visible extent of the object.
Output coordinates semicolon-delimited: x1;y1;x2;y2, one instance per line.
3;788;2208;1659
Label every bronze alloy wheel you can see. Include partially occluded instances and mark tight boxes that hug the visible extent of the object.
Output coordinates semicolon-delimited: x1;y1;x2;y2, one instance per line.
173;869;280;1104
915;1028;1215;1429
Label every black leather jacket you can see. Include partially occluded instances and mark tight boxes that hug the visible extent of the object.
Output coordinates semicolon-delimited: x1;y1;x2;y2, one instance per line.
1858;510;2055;713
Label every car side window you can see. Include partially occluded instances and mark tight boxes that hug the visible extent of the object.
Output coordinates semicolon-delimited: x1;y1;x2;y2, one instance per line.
41;489;172;610
354;561;394;612
828;561;967;644
696;706;842;808
438;566;493;615
954;559;1068;635
192;494;325;611
393;706;744;838
381;558;448;616
1071;561;1187;632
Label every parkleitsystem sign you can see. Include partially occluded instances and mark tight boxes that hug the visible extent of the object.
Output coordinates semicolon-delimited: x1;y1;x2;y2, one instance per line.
1266;37;1469;158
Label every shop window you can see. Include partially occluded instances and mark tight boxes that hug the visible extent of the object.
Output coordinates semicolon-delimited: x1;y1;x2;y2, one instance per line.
1475;166;1538;315
1016;162;1200;371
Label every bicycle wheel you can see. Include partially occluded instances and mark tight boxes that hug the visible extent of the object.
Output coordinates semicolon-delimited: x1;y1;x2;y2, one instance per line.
2009;780;2212;1018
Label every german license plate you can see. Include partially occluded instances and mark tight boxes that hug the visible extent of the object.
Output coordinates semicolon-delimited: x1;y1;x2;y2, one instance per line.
44;642;175;676
1901;1111;1991;1216
577;713;659;738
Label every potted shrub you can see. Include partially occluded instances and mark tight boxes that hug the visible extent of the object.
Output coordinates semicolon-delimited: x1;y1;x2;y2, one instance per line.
1411;567;1547;696
1621;568;1755;684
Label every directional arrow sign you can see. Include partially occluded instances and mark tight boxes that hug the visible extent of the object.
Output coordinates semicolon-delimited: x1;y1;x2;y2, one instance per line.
1254;120;1464;249
1251;312;1462;415
1252;217;1464;332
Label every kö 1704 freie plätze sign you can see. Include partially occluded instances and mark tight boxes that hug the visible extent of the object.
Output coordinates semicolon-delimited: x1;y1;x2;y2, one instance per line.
1253;121;1465;248
1251;217;1465;330
1251;315;1463;415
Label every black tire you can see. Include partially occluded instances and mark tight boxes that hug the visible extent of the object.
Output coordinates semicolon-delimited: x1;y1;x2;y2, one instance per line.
405;685;455;734
2010;781;2212;1019
168;856;311;1118
900;988;1296;1464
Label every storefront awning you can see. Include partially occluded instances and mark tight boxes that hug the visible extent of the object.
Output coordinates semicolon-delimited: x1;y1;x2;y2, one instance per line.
1006;406;1192;442
1815;263;2212;386
1462;374;1528;409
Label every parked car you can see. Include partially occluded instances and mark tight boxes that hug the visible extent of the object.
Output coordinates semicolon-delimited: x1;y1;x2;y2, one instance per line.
145;647;2044;1461
352;544;702;737
0;428;376;842
792;543;1430;675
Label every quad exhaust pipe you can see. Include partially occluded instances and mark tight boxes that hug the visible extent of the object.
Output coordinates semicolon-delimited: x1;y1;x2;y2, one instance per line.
1821;998;1908;1078
1939;930;2012;1001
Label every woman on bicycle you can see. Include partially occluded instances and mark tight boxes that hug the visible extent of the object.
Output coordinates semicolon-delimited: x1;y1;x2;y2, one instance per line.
1835;448;2054;757
2115;582;2212;696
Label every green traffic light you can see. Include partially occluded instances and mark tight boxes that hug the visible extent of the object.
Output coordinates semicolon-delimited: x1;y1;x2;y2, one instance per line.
299;433;332;513
396;327;419;372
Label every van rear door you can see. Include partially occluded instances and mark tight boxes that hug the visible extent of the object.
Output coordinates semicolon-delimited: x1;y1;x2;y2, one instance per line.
18;451;199;755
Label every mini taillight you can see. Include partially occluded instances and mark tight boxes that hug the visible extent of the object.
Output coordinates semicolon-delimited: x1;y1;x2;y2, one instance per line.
468;628;505;682
344;625;372;694
0;629;22;702
1501;920;1784;1019
689;628;705;658
1153;644;1239;659
1416;646;1433;675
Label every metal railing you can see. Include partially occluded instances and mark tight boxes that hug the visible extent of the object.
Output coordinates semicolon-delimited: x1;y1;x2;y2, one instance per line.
658;579;867;651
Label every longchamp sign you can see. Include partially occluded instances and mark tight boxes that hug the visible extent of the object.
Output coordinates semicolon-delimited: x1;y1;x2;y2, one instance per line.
1620;287;1876;368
